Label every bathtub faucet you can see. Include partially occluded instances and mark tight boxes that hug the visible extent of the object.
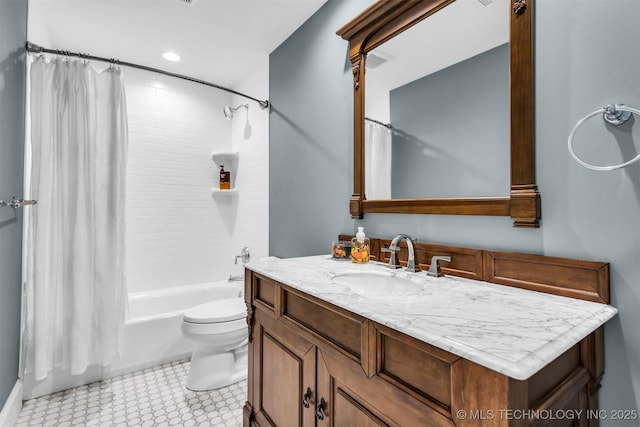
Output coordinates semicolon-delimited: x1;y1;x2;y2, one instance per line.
231;247;250;282
235;247;250;265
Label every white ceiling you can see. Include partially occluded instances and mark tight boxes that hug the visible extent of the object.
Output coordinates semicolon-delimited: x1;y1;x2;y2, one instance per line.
27;0;328;89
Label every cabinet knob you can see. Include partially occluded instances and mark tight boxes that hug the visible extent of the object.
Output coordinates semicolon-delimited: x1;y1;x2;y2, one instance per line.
302;387;312;408
315;397;326;420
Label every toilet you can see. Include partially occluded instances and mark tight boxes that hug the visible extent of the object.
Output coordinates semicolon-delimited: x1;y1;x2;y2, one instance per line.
181;297;248;391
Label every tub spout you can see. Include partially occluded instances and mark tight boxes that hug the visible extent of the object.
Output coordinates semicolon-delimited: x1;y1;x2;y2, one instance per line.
228;274;244;282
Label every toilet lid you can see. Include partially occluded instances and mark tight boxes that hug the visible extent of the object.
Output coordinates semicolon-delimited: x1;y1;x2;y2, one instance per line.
183;298;246;324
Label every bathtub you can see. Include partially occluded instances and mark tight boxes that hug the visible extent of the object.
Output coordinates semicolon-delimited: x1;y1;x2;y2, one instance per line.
121;281;243;373
23;280;244;399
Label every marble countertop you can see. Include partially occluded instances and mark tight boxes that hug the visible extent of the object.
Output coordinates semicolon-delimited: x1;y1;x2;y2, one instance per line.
245;255;618;380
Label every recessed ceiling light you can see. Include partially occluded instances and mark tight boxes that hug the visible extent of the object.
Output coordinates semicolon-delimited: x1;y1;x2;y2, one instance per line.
163;52;180;62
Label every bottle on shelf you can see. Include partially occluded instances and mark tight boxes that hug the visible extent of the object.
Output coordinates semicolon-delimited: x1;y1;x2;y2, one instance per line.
219;165;231;190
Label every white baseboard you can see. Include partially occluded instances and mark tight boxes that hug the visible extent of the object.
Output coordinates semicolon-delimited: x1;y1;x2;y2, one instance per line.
0;380;22;427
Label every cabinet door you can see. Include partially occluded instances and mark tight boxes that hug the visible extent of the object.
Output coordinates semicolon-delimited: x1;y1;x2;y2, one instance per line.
332;385;389;427
316;350;388;427
316;347;456;427
251;311;317;427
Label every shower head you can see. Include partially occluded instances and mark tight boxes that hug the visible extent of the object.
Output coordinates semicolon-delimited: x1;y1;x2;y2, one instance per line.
223;104;249;121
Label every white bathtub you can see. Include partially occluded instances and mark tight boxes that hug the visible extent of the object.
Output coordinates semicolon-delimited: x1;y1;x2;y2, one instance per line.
23;280;244;399
123;281;244;373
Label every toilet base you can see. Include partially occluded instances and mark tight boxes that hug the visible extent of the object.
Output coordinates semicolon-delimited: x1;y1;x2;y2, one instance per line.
186;346;248;391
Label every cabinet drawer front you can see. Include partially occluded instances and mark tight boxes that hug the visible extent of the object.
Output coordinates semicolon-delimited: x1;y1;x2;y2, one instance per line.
379;329;459;411
283;289;362;358
253;274;276;309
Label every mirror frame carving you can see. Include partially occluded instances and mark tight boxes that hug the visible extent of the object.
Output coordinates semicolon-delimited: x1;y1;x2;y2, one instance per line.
337;0;540;227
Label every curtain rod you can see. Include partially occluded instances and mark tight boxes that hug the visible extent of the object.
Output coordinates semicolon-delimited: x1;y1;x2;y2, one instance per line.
25;41;269;110
365;117;391;129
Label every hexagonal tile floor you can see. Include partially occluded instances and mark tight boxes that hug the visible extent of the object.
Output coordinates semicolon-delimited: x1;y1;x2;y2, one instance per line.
15;359;246;427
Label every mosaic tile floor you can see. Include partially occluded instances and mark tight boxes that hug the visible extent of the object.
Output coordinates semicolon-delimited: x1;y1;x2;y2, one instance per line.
15;359;246;427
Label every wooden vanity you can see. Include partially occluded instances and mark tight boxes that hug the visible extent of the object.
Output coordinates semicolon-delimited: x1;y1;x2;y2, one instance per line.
242;240;616;427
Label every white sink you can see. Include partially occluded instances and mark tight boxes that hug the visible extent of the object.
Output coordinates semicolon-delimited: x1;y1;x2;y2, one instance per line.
330;271;423;296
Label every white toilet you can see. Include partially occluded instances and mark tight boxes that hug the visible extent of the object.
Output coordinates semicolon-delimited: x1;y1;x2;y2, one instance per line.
181;297;248;391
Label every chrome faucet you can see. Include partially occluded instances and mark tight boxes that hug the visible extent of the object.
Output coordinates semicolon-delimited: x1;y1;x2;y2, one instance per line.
381;234;419;273
228;274;244;282
235;247;250;265
426;256;451;278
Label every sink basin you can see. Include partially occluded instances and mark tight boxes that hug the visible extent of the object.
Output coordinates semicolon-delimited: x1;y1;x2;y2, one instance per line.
330;271;422;296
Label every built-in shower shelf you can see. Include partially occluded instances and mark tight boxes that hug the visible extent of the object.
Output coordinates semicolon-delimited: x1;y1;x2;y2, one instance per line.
211;151;239;165
211;152;239;198
211;188;239;197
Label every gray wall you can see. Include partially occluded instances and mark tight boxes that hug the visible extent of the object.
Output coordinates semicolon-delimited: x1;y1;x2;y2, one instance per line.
0;0;28;410
269;0;374;257
270;0;640;420
391;43;509;199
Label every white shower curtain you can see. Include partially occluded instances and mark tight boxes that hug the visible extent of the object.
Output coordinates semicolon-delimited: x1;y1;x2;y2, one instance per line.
364;121;392;200
23;57;128;380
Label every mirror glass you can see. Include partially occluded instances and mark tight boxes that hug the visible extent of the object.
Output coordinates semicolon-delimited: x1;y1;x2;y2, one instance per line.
364;0;510;200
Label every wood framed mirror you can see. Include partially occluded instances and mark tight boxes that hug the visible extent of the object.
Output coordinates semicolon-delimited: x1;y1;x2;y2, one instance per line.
337;0;540;227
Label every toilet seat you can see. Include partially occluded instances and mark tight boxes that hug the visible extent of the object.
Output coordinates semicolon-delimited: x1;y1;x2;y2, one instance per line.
184;297;246;324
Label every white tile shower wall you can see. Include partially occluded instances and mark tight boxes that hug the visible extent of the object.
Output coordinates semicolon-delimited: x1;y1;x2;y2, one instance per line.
125;68;235;292
230;60;270;276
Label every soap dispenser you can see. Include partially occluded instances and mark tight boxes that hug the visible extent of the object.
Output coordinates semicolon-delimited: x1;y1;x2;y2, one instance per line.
351;227;370;264
219;165;231;190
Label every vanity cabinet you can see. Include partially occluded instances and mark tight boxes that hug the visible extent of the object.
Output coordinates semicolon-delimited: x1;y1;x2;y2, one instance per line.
243;270;606;427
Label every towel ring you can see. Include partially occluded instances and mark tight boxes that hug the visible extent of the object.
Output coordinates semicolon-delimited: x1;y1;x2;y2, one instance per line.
568;104;640;171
